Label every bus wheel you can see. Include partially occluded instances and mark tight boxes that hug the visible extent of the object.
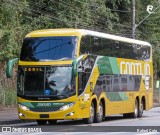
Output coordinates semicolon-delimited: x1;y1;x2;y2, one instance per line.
123;113;131;118
83;102;95;124
130;99;138;118
48;120;57;125
36;120;47;125
138;100;144;118
95;101;104;123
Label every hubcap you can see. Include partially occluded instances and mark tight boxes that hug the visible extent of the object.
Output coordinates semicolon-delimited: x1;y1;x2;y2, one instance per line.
135;102;138;116
98;105;103;120
140;103;143;114
90;105;94;121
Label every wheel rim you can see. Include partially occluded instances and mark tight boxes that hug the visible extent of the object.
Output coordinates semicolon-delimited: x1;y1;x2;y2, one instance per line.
98;104;103;121
90;105;94;122
140;103;143;115
135;101;138;116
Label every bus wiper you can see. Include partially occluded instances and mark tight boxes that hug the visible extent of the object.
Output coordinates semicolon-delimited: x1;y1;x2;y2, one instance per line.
39;57;71;61
25;95;61;100
58;57;71;61
57;94;69;98
34;42;71;55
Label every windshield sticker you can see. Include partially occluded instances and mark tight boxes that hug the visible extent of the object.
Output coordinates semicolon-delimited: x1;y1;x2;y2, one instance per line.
44;89;51;95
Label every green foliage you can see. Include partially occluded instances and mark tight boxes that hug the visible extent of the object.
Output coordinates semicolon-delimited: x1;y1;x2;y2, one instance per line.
0;87;17;106
0;0;159;72
0;1;30;62
136;0;160;77
0;0;160;107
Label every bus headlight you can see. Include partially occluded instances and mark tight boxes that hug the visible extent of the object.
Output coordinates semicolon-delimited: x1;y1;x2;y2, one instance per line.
19;104;30;111
59;102;75;111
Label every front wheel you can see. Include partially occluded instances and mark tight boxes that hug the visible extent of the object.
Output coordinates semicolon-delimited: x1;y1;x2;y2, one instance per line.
123;113;131;118
83;102;95;124
36;120;47;125
48;120;57;125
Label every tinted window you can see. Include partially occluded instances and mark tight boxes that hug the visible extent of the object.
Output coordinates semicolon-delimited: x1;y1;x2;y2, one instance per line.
80;36;91;54
20;36;78;61
17;66;76;99
94;74;141;93
78;73;90;95
80;36;151;60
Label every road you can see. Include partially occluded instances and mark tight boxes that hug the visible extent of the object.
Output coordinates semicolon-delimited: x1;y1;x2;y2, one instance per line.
0;107;160;134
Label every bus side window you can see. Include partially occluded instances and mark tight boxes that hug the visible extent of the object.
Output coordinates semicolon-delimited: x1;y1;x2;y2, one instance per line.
114;41;120;57
141;46;150;60
80;36;91;54
92;37;103;55
78;72;90;95
101;38;113;56
78;73;83;95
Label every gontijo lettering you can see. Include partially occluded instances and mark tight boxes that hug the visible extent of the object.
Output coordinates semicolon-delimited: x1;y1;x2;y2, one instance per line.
120;61;150;76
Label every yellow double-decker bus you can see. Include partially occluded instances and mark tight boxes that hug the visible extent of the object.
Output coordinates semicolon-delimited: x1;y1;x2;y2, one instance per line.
6;29;153;125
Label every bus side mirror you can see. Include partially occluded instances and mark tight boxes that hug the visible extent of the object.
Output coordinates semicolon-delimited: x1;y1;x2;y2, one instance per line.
72;55;86;77
6;58;19;78
72;59;78;77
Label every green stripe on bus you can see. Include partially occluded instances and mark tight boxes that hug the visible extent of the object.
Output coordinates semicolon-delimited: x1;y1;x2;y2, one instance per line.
97;56;120;74
109;57;120;74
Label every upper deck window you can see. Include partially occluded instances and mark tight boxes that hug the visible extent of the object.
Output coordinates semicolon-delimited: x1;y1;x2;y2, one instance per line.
80;36;151;61
20;36;78;61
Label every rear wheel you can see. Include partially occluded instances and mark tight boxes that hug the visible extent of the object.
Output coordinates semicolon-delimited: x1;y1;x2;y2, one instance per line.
130;99;138;118
83;102;95;124
138;100;144;118
36;120;47;125
95;101;104;123
48;120;57;125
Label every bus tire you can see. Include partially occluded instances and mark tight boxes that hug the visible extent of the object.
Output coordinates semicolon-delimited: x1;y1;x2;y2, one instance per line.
123;113;131;118
36;120;47;125
48;120;57;125
83;102;95;124
138;100;144;118
130;99;138;118
95;101;104;123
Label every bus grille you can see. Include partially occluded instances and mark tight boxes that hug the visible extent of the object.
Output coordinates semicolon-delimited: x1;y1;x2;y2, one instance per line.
29;107;60;112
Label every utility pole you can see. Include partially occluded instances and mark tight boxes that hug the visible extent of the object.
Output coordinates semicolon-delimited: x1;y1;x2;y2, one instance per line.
131;0;136;39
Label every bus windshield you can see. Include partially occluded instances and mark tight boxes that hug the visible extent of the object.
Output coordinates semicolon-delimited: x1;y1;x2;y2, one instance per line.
20;36;78;61
18;66;76;100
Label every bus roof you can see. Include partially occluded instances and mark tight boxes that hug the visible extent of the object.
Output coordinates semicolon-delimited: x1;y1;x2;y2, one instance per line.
26;29;151;47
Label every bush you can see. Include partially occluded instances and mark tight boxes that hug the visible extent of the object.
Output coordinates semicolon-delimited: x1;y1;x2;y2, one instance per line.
0;87;17;107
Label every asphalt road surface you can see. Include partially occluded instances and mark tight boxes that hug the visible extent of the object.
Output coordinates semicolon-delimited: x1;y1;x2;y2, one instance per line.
1;107;160;135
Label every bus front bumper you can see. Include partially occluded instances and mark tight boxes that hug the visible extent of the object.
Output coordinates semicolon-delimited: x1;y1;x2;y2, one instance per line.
18;105;87;120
